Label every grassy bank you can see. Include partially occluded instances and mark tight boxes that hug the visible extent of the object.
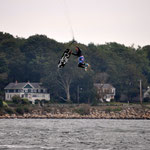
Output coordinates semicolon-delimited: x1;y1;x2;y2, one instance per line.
1;101;150;119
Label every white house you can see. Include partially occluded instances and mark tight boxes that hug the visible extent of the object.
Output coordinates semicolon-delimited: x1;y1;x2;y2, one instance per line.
4;81;50;104
94;83;116;102
144;87;150;99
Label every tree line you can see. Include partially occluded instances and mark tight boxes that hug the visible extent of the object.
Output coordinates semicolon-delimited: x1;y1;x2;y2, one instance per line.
0;31;150;103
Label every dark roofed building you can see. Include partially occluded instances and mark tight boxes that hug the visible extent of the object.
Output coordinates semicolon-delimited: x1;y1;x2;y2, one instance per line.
4;81;50;104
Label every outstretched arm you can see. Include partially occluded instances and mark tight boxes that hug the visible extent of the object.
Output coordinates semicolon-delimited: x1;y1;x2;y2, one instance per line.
72;52;78;56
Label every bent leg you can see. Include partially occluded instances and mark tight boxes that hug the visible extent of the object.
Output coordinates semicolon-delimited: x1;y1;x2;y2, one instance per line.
78;63;85;68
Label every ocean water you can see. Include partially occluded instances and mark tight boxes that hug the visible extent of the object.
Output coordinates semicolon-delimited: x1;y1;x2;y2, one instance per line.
0;119;150;150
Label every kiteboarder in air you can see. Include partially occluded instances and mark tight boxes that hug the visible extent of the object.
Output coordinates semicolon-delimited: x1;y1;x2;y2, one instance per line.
72;46;90;71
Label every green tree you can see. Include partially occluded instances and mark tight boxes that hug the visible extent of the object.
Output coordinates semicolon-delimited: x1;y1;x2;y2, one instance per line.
0;98;3;107
12;95;22;104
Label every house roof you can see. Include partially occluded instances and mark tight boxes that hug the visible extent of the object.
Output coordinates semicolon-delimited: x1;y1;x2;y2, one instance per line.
94;83;115;89
4;82;45;89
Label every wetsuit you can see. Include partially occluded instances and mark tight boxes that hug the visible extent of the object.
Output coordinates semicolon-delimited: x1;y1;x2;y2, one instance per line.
72;47;85;68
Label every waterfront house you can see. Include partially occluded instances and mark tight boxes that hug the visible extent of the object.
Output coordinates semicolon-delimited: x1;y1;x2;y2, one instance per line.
94;83;116;102
4;81;50;104
144;87;150;99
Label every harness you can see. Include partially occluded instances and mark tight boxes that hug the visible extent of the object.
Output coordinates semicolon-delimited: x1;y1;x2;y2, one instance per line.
78;56;84;64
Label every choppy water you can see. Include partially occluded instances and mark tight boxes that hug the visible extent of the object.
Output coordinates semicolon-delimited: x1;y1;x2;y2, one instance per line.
0;119;150;150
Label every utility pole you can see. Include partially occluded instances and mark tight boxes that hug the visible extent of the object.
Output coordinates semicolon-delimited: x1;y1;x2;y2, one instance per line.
139;79;143;104
77;85;79;104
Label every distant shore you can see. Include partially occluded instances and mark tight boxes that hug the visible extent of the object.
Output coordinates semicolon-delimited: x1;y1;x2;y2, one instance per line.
1;104;150;119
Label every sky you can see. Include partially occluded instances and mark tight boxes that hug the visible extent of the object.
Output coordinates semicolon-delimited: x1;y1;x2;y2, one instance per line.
0;0;150;47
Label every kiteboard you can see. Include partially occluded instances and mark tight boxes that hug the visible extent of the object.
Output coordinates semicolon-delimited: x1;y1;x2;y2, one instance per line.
58;49;72;68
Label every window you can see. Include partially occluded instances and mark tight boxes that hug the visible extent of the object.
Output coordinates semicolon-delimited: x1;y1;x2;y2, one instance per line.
9;89;14;93
20;89;23;92
24;89;28;93
25;94;28;98
28;89;31;93
7;94;9;99
112;89;115;93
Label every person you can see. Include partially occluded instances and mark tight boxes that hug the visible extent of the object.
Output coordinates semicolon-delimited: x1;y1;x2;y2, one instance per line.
72;46;89;71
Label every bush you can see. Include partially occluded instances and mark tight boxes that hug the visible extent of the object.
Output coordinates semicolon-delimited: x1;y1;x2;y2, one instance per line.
43;107;52;113
21;98;30;105
143;97;150;102
0;108;5;115
12;95;22;104
4;107;14;114
23;106;30;113
48;98;57;104
105;107;122;113
35;99;40;105
40;99;49;106
91;98;99;106
15;107;24;115
0;99;3;107
74;104;90;115
3;101;8;107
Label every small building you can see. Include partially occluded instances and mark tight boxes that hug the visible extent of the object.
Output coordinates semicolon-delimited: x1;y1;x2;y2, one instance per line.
4;81;50;104
94;83;116;102
144;87;150;99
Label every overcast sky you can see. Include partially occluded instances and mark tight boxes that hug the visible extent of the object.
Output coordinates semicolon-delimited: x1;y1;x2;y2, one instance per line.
0;0;150;47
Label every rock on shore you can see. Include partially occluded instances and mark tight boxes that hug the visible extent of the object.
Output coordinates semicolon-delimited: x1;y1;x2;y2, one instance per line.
0;105;150;119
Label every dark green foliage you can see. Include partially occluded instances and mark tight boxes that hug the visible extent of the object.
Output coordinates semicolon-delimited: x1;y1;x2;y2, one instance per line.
0;99;3;107
105;107;122;113
143;97;150;102
9;96;30;105
1;32;150;103
23;106;30;113
4;107;14;114
12;95;22;104
91;97;99;106
21;98;30;105
74;104;90;115
35;99;40;105
15;106;30;114
15;107;24;115
41;99;49;104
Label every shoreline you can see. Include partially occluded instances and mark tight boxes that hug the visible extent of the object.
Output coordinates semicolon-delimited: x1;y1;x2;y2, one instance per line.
0;115;150;119
1;106;150;119
1;103;150;119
